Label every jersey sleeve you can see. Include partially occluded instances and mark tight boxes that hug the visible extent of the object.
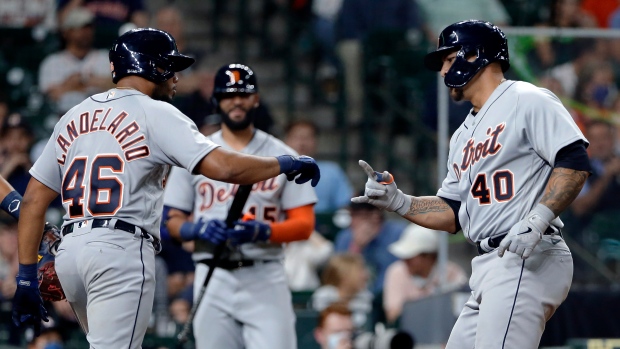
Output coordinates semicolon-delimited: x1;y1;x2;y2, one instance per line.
436;133;462;201
280;176;318;210
29;134;62;193
519;88;588;166
162;167;196;213
144;101;220;172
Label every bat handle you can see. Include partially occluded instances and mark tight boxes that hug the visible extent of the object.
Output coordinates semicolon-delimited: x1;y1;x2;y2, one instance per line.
375;171;394;184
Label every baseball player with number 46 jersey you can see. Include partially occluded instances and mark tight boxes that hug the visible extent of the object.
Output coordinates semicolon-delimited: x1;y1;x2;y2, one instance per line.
164;63;317;349
353;20;591;349
12;30;319;349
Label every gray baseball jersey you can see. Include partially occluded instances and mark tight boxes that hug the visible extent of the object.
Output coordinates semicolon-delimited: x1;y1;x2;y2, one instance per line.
30;88;220;238
437;81;587;242
163;129;318;260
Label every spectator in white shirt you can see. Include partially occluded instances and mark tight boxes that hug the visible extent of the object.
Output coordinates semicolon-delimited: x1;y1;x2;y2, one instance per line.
383;223;468;323
38;7;113;112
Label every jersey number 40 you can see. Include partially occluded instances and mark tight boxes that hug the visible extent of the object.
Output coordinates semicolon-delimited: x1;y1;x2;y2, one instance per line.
470;170;514;205
62;155;124;218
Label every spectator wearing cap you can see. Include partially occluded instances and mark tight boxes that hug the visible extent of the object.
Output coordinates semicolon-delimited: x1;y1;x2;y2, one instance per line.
38;7;113;113
383;223;467;323
333;200;407;294
0;114;34;195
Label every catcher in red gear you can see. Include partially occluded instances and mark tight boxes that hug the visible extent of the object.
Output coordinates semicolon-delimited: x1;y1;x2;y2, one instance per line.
37;223;65;302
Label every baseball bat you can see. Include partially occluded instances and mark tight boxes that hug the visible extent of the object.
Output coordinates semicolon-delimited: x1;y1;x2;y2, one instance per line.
177;184;253;345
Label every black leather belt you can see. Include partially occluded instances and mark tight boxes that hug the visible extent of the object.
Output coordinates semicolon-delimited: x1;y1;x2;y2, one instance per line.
476;226;561;255
198;258;277;271
62;219;162;253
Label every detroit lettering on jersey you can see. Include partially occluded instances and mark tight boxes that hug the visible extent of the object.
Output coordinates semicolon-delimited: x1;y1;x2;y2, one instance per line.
197;179;279;211
55;107;150;165
453;122;505;181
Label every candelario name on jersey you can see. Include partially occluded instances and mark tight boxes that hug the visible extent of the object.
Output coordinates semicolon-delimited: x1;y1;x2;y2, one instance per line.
56;108;150;165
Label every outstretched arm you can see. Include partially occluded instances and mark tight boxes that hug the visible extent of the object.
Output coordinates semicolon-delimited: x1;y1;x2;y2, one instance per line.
400;196;456;233
196;147;320;187
351;160;456;232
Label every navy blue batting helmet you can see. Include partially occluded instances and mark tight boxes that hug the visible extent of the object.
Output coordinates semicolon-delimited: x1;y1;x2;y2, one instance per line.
109;28;195;84
212;64;258;101
424;20;509;88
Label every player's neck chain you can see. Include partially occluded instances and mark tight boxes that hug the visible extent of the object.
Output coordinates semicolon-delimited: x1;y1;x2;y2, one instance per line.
498;78;507;86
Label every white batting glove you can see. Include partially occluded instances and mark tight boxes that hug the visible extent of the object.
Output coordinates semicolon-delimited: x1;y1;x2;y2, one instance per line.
350;160;411;215
498;204;555;259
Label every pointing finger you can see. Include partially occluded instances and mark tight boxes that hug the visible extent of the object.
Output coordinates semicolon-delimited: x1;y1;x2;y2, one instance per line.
358;160;376;180
351;196;370;204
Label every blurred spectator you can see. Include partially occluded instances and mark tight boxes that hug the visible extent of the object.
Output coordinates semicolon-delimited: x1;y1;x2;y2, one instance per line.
285;120;353;214
383;224;467;323
573;60;618;110
313;303;354;349
311;0;344;82
609;0;620;28
417;0;510;41
38;7;113;113
334;200;406;293
27;325;65;349
580;0;620;27
533;0;596;71
545;39;600;100
58;0;148;30
0;114;34;195
154;6;210;97
335;0;423;124
284;231;334;291
0;0;56;28
311;253;373;329
570;120;620;219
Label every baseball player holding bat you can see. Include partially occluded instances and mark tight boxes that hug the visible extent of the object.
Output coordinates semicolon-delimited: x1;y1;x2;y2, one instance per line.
353;20;590;348
163;63;317;349
11;29;320;349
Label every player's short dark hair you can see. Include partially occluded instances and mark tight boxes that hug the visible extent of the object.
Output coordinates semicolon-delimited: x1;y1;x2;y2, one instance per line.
587;119;615;134
317;302;352;329
284;119;319;137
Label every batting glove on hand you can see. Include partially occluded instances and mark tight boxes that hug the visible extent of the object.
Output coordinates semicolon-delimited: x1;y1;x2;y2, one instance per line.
351;160;411;215
498;204;555;259
12;263;49;337
228;220;271;246
276;155;321;187
179;219;228;245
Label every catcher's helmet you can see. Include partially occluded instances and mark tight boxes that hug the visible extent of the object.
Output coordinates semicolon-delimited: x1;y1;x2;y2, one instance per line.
424;20;509;88
109;28;195;84
212;63;258;102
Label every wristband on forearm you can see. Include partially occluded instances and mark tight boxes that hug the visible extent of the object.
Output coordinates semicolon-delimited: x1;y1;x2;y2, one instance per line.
276;155;294;174
0;190;21;221
18;263;38;280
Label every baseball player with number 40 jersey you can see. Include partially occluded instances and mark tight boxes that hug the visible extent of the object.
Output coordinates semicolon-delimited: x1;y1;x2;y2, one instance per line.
11;30;320;349
164;64;317;349
353;20;591;349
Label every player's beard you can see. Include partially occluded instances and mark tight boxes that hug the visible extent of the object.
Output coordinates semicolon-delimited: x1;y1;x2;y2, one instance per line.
221;107;257;131
152;83;174;103
450;87;464;102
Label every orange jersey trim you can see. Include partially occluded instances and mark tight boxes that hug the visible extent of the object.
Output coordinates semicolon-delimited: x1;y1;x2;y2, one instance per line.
269;204;315;243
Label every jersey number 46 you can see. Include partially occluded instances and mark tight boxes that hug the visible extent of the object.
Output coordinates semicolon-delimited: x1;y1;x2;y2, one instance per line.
62;155;124;218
